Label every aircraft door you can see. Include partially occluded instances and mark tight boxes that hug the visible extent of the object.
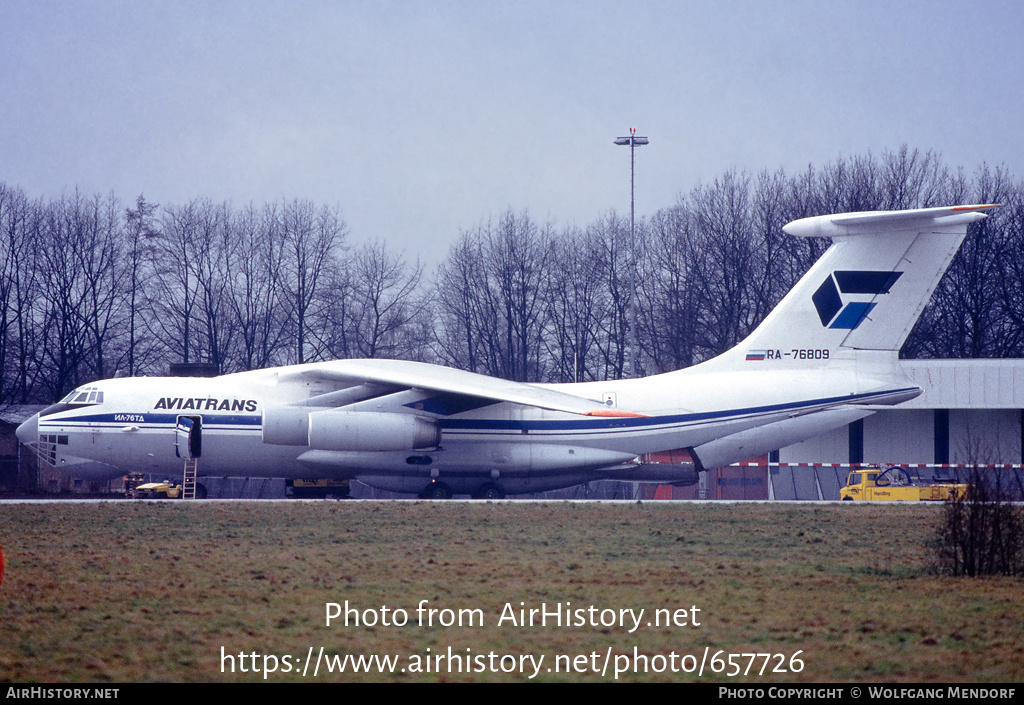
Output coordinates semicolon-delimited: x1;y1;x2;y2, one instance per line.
175;416;202;460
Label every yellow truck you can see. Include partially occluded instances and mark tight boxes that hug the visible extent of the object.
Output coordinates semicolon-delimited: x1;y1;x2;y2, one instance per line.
840;466;968;501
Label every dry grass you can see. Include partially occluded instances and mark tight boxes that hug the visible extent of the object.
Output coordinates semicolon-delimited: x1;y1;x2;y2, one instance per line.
0;500;1022;682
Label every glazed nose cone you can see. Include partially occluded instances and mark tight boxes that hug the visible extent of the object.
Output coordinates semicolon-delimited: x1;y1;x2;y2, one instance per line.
16;413;38;445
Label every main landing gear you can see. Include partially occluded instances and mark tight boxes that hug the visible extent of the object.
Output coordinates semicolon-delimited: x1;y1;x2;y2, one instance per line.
472;482;505;500
417;481;507;500
419;481;453;499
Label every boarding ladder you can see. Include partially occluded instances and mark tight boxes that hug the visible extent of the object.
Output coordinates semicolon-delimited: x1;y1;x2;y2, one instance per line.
182;459;198;499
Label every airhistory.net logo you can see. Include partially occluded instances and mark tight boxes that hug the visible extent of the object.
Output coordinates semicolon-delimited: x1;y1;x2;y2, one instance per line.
812;270;902;330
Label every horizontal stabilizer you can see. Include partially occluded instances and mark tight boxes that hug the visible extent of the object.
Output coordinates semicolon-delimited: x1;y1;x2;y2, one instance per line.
783;204;996;239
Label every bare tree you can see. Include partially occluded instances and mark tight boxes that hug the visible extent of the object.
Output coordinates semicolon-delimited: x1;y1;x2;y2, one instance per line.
279;200;346;364
35;193;90;398
544;225;606;382
688;169;760;356
433;209;552;381
71;192;123;381
636;206;701;372
193;202;235;370
932;465;1024;577
0;184;42;403
145;199;232;367
995;183;1024;355
485;210;552;381
906;165;1015;358
433;231;487;372
224;202;289;371
345;241;426;359
880;146;948;210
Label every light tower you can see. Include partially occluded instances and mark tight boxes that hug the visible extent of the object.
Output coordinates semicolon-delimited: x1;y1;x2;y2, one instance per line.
614;127;648;378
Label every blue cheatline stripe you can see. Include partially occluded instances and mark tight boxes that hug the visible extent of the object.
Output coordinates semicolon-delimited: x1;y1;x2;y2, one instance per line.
37;387;916;435
39;413;263;426
439;388;918;432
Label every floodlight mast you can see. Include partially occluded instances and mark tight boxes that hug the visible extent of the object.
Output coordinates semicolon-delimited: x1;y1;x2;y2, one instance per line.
614;127;648;379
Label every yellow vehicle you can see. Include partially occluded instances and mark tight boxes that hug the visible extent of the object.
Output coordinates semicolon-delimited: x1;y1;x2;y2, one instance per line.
840;466;968;501
285;478;351;499
132;481;182;499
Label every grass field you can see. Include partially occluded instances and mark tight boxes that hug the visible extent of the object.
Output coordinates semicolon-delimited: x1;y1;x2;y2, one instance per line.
0;500;1021;682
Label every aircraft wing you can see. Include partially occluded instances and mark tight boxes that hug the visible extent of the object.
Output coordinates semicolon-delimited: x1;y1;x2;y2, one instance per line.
274;358;640;417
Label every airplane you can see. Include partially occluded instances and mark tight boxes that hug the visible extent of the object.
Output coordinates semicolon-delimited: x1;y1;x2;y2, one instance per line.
16;204;998;499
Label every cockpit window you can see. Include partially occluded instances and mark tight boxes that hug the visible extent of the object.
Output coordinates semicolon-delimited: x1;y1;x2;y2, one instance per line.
58;387;103;405
41;386;105;419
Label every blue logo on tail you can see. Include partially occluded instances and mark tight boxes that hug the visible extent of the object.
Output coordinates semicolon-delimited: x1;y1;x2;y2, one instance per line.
812;270;902;329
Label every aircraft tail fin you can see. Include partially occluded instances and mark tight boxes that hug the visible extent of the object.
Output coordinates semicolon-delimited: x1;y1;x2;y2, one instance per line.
702;204;997;370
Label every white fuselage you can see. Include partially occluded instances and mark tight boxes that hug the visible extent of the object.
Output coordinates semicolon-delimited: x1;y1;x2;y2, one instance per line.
19;353;916;496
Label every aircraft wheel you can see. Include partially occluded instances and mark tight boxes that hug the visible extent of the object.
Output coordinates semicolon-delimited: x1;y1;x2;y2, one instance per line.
422;482;453;500
195;483;208;499
475;483;505;500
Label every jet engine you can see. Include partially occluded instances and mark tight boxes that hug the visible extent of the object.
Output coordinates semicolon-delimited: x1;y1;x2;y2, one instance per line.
262;407;440;452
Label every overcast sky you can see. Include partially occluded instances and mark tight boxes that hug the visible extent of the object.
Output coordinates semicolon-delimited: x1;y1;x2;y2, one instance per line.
2;0;1022;260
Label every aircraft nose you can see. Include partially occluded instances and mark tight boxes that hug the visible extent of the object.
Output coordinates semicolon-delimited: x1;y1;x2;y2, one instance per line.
16;413;38;446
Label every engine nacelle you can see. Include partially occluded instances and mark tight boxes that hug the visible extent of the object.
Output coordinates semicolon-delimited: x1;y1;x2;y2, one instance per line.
262;407;312;446
309;410;440;451
263;407;439;451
